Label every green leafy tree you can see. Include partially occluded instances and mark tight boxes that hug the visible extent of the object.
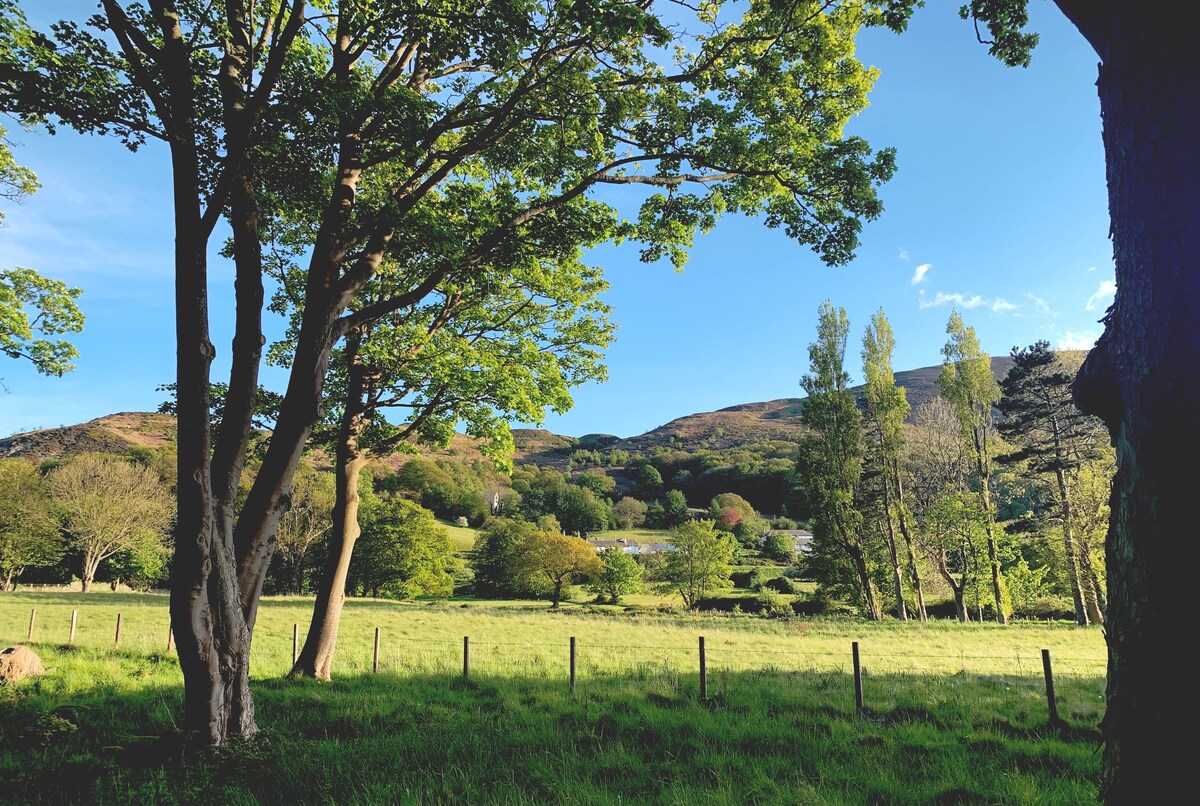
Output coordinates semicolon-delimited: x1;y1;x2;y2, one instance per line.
938;310;1009;623
556;486;610;536
610;497;648;530
516;532;601;609
47;454;173;593
102;539;169;591
659;520;736;609
660;489;690;529
998;342;1107;625
587;549;643;605
761;531;796;564
0;457;63;590
1;0;910;743
575;471;616;498
472;517;538;598
0;268;84;378
861;308;925;621
349;499;457;599
923;491;988;623
634;463;664;499
798;301;879;619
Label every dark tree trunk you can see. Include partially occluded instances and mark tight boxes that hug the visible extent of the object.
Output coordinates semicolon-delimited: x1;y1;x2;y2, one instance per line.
893;466;927;621
935;551;968;623
878;464;908;621
1060;3;1199;797
846;541;882;621
551;579;564;608
293;336;369;681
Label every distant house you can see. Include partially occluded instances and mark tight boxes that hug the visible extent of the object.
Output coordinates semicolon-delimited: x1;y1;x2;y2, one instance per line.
770;529;814;554
639;543;675;554
589;538;641;555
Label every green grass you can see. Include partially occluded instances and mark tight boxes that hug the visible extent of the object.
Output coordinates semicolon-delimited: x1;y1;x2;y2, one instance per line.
437;519;479;552
0;592;1106;803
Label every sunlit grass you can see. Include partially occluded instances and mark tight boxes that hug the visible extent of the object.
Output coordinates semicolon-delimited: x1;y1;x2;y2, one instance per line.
0;591;1105;803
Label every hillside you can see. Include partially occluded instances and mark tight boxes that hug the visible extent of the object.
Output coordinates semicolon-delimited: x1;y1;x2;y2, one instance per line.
0;356;1026;466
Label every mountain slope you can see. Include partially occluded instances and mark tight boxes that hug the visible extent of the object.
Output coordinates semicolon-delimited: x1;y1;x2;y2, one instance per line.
0;356;1027;465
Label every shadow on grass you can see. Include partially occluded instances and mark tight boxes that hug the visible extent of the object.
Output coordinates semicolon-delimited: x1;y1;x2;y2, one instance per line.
1;653;1104;805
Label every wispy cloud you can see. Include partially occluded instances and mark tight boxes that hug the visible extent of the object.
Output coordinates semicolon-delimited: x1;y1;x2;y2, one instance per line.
1087;266;1098;272
910;263;931;285
897;247;910;261
1058;331;1099;350
992;297;1019;314
919;291;984;310
1025;293;1053;317
1085;279;1117;311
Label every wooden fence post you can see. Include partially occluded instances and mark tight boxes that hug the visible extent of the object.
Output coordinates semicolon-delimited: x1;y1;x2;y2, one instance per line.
69;609;77;646
292;623;299;667
699;636;708;702
26;608;35;642
852;641;864;715
114;612;122;649
373;627;381;673
570;636;577;692
1041;648;1059;725
166;625;174;653
463;636;470;678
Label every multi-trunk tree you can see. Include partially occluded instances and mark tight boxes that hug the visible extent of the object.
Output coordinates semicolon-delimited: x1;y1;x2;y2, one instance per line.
47;454;173;593
0;0;911;743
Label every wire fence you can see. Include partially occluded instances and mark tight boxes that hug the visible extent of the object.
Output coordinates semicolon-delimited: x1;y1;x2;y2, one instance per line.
2;599;1107;727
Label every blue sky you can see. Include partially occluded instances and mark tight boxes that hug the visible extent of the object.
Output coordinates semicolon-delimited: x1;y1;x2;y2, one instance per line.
0;2;1114;440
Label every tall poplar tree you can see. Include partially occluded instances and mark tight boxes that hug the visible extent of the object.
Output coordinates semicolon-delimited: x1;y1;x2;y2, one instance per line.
861;308;925;621
937;310;1009;623
798;301;879;620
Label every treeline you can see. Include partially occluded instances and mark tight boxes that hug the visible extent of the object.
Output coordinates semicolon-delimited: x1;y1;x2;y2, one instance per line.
795;303;1110;626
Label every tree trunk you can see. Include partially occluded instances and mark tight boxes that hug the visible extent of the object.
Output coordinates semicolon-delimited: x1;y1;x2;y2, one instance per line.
551;579;563;608
110;578;120;592
2;570;12;592
846;542;881;621
893;466;927;621
879;467;908;621
292;450;367;680
292;337;370;681
1076;536;1106;623
1056;470;1090;625
974;452;1009;624
1063;5;1200;797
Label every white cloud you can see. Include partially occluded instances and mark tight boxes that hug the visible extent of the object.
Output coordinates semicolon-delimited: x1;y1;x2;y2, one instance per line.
1088;266;1098;272
1058;331;1099;350
1085;279;1117;311
919;291;984;310
897;247;910;261
1025;293;1053;316
910;263;931;285
992;297;1019;313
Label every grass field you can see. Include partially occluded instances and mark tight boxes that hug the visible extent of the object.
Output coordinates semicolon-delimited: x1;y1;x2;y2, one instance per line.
1;591;1107;803
436;519;480;553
